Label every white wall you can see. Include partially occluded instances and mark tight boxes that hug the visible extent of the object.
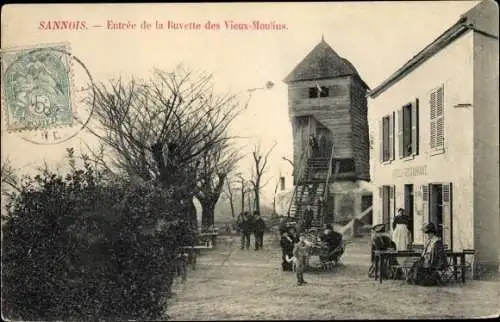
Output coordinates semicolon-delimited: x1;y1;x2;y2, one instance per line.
369;31;475;248
473;31;500;268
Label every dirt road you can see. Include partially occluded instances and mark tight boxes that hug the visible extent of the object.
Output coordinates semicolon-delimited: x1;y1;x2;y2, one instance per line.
167;233;499;320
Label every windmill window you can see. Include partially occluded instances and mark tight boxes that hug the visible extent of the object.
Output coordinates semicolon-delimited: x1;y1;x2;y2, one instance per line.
308;86;329;98
339;159;356;173
333;158;356;173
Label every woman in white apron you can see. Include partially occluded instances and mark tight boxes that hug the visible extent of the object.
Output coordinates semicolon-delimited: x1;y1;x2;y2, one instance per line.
392;208;411;251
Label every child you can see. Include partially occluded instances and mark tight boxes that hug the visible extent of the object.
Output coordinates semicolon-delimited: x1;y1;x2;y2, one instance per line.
292;233;312;285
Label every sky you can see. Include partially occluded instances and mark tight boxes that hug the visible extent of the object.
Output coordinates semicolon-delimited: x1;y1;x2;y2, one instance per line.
1;1;480;203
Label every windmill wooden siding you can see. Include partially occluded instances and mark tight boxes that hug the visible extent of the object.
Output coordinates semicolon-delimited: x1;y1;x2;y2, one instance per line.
287;75;369;181
350;77;371;181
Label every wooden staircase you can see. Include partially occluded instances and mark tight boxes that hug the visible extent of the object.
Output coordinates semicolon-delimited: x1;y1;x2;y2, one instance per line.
288;143;340;230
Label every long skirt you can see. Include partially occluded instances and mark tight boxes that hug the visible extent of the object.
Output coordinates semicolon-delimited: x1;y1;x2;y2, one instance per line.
392;224;411;251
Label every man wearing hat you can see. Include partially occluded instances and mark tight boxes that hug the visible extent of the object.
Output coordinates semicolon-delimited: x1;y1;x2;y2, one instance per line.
407;223;447;286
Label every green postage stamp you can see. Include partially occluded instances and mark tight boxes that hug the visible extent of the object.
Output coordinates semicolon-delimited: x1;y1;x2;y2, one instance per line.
1;43;74;132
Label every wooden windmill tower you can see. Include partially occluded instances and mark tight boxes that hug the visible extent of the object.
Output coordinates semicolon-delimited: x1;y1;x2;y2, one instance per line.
283;37;371;228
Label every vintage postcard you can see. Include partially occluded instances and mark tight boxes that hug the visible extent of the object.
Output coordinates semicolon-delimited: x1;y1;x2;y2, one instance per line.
1;1;499;321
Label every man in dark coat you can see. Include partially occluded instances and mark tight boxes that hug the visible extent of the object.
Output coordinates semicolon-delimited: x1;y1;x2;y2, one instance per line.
319;224;344;263
303;205;314;231
237;212;251;250
253;212;266;250
280;227;298;271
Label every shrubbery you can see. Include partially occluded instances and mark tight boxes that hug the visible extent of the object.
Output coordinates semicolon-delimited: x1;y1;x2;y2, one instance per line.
2;158;196;320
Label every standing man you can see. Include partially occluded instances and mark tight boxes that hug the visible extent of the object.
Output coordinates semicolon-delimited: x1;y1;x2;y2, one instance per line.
309;135;319;158
253;211;266;250
237;212;251;250
303;205;314;231
318;133;328;157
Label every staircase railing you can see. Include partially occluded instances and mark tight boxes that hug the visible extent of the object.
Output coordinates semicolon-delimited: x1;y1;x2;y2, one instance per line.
321;142;337;225
287;151;308;218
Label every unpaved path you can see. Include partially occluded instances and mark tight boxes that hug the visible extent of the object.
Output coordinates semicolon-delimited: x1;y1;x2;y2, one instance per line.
167;234;500;320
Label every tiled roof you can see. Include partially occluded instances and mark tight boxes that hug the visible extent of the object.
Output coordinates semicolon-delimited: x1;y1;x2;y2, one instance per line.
283;38;368;88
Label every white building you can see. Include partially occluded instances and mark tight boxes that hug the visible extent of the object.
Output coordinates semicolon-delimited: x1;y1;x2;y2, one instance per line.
368;0;499;271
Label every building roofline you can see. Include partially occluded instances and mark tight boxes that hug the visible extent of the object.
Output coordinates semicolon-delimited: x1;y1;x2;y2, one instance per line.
368;17;471;99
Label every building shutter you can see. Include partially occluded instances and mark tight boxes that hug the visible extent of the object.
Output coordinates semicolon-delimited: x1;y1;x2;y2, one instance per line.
430;90;437;149
378;187;383;227
389;185;395;232
411;99;419;156
379;119;384;162
442;183;453;250
389;112;395;160
422;184;429;228
397;109;404;159
436;86;444;149
413;185;423;244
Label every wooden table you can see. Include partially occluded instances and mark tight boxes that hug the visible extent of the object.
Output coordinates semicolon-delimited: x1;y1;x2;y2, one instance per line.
200;232;219;247
374;250;421;283
374;249;467;284
180;245;212;270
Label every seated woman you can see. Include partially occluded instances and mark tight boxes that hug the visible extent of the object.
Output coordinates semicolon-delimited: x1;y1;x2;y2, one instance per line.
318;224;344;264
407;223;447;286
368;224;398;278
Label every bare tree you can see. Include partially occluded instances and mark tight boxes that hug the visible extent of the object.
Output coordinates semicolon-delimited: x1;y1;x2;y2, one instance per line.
1;158;20;194
272;177;280;217
223;175;238;220
196;139;240;227
84;65;243;227
249;141;277;214
237;174;249;214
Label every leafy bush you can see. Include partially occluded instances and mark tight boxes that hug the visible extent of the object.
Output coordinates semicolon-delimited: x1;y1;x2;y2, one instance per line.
1;158;196;320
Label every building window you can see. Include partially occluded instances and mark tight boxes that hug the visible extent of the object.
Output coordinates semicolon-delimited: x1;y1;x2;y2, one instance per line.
380;113;394;162
280;177;285;191
379;185;395;230
430;86;444;151
338;158;356;173
319;86;329;97
398;99;419;158
309;87;318;98
308;86;329;98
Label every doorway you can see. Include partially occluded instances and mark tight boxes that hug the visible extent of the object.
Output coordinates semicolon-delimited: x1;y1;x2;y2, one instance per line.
404;184;414;242
361;194;373;225
430;184;444;239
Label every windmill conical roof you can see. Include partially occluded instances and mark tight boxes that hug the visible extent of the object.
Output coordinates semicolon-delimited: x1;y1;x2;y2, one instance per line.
284;39;368;88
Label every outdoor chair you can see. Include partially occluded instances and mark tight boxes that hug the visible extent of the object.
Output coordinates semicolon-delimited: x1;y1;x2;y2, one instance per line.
405;255;455;286
462;249;478;280
390;255;420;283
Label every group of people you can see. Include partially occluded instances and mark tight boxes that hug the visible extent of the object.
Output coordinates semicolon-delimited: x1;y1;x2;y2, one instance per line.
308;134;330;158
279;222;344;286
370;208;447;286
236;211;266;250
